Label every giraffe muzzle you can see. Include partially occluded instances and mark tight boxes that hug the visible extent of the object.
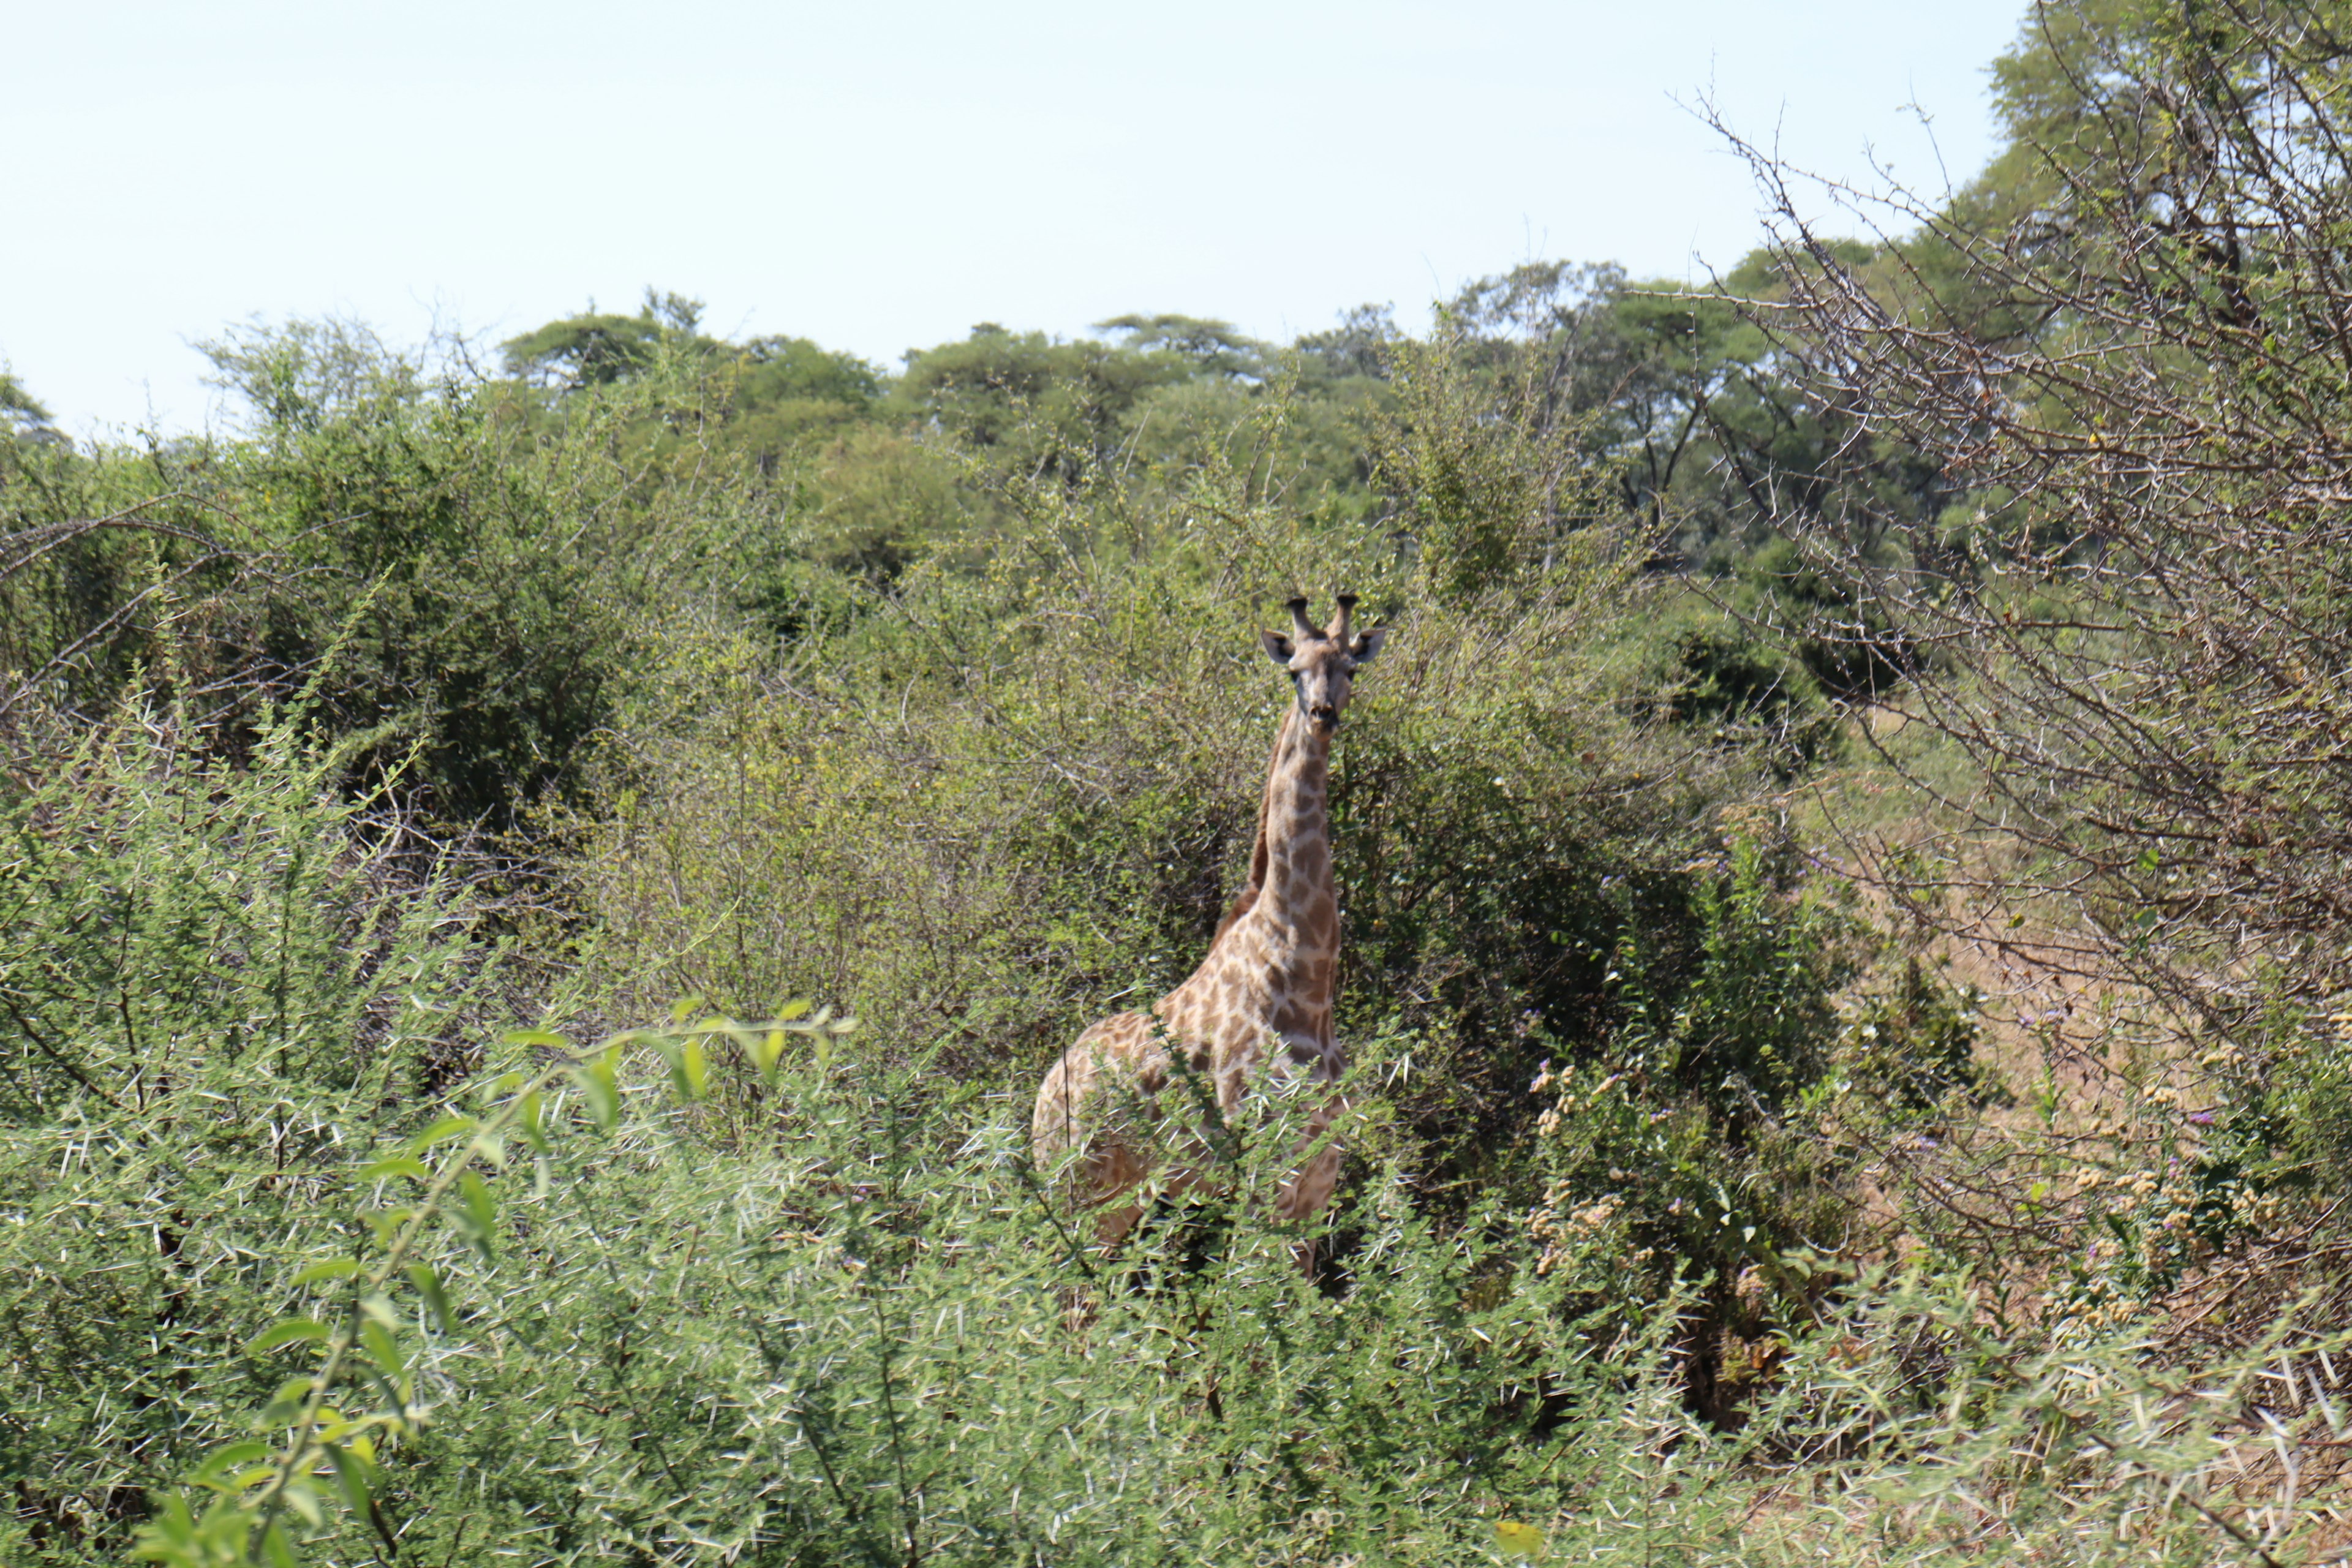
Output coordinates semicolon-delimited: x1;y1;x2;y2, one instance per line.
1310;704;1340;730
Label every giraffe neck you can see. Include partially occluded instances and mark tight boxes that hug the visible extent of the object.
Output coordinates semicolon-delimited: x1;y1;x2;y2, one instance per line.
1164;705;1340;1038
1250;704;1335;949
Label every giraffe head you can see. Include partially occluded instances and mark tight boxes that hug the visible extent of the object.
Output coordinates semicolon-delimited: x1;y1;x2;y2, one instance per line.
1260;594;1386;733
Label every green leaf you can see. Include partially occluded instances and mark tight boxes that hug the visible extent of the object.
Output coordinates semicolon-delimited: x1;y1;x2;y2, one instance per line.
456;1169;497;1258
671;1035;708;1102
358;1155;429;1183
753;1029;786;1085
407;1115;476;1155
129;1493;199;1558
516;1089;549;1153
405;1264;454;1333
1495;1518;1546;1559
669;994;707;1025
574;1049;620;1133
279;1479;324;1528
186;1440;270;1490
502;1027;573;1050
246;1319;331;1354
261;1519;300;1568
259;1376;319;1427
360;1319;405;1379
292;1258;361;1287
776;1000;812;1022
325;1439;375;1515
267;1374;320;1408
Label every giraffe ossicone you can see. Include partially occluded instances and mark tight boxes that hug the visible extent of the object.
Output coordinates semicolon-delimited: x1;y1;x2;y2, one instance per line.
1031;593;1386;1248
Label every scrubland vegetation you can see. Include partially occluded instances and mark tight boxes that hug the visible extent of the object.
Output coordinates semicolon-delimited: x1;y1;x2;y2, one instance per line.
10;3;2352;1562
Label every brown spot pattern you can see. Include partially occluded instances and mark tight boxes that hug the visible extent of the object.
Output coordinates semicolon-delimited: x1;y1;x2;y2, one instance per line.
1032;619;1373;1248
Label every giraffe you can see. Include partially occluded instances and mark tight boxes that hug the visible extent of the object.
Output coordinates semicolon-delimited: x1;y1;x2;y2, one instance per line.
1031;593;1385;1250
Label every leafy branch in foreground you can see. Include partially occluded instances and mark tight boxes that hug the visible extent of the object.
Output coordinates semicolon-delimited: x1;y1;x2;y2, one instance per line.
130;1003;855;1568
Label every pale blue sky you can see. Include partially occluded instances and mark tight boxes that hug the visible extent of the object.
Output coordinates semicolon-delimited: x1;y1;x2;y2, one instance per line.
6;1;2028;437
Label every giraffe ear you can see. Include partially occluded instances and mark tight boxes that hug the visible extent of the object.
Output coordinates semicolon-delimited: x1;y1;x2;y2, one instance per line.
1350;627;1387;665
1261;631;1295;665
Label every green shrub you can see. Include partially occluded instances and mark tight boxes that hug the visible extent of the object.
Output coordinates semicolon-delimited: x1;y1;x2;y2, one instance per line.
0;707;497;1560
111;1004;2352;1568
1515;827;1864;1411
0;332;777;834
568;453;1801;1199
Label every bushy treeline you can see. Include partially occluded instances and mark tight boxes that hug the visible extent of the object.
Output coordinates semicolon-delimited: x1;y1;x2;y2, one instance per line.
0;282;1918;1564
10;2;2352;1560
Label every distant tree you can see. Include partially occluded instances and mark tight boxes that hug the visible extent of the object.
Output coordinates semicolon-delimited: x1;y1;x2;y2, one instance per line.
894;322;1198;482
198;316;423;431
500;312;670;389
713;336;888;466
494;293;884;475
1439;263;1724;541
736;334;883;408
499;290;715;391
1092;313;1266;378
1294;303;1401;382
0;368;52;433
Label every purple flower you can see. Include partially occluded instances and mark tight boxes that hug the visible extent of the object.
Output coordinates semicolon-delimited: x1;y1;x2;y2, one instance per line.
2187;1111;2215;1126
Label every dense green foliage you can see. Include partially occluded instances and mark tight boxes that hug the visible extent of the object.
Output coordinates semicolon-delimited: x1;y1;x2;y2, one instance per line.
0;714;496;1555
2;306;1920;1563
9;5;2352;1559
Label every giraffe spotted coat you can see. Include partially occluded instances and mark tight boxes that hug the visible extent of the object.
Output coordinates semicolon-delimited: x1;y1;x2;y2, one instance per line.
1031;595;1384;1245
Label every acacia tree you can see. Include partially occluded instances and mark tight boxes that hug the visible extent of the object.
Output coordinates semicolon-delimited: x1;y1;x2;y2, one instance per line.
1720;1;2352;1093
